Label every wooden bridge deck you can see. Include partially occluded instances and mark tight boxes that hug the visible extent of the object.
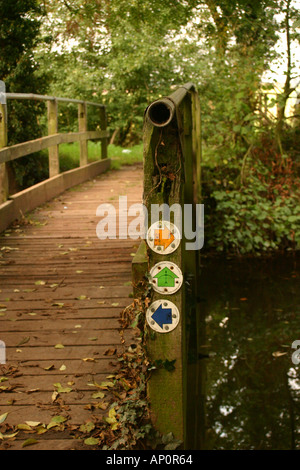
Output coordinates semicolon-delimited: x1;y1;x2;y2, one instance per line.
0;163;143;449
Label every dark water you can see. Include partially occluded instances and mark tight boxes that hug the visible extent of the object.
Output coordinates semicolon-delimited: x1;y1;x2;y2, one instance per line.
199;253;300;450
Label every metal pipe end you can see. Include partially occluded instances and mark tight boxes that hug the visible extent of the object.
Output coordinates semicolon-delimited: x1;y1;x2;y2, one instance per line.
147;98;175;127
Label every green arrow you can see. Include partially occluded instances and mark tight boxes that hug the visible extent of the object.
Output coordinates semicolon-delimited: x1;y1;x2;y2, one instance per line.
153;267;179;287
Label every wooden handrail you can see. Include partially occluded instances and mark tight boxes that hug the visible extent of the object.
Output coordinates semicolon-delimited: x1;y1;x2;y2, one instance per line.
5;92;104;108
0;89;108;202
0;130;109;164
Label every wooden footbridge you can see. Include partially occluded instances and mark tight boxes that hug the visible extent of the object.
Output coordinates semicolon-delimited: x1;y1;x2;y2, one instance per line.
0;84;204;450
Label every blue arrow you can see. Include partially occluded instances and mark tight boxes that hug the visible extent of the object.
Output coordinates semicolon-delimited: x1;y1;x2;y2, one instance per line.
152;304;172;329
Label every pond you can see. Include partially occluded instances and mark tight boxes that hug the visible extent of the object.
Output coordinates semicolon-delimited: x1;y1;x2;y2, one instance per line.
198;253;300;450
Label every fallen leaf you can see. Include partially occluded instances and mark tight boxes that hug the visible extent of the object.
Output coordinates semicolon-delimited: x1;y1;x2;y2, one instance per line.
17;423;32;431
50;415;67;424
79;422;95;433
52;391;59;402
25;421;40;427
22;438;38;448
35;280;46;286
53;382;72;393
47;415;67;429
92;391;105;399
16;337;30;347
54;343;64;349
0;412;8;424
99;381;114;389
104;348;116;356
36;426;47;435
84;437;99;446
2;432;18;439
272;351;288;358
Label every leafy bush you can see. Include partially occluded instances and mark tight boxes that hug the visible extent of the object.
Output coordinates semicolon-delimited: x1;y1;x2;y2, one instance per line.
205;156;300;254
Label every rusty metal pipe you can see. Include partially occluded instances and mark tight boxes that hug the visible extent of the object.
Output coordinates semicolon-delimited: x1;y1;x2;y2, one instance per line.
146;82;195;127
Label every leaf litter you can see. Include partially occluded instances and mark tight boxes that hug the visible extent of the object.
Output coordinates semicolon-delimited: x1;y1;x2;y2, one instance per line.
0;283;181;451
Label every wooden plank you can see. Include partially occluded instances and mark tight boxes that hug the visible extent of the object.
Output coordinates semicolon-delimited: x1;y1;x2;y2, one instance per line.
0;131;109;164
4;345;123;361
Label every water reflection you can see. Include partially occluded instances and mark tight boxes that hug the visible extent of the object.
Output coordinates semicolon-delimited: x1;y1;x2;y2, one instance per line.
199;254;300;450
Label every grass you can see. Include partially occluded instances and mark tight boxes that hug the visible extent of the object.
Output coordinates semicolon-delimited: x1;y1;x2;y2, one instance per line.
56;142;143;172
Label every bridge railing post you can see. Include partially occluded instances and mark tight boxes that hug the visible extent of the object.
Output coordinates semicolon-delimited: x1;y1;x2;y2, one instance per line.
78;101;88;166
99;107;108;160
132;83;204;449
47;98;59;177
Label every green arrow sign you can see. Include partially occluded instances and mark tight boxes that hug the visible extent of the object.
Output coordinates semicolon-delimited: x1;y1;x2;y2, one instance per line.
153;267;179;287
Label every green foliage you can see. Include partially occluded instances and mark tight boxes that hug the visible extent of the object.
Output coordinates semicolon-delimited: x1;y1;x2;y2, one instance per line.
205;153;300;254
0;0;49;189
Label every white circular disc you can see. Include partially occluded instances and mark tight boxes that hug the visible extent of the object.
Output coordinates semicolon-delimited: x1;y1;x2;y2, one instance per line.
146;300;180;333
149;261;183;295
146;221;181;255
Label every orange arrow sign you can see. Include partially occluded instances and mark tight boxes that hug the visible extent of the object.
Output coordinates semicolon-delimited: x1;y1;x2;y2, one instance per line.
154;226;175;250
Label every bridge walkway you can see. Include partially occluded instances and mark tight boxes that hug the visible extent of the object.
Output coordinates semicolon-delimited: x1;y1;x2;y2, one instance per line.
0;163;143;449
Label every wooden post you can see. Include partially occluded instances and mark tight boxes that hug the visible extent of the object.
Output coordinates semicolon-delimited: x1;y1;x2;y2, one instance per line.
78;102;88;166
47;99;59;177
133;84;203;448
99;107;108;159
0;103;9;203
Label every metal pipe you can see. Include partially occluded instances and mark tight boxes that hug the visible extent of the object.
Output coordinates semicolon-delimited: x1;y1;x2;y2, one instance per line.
146;82;195;127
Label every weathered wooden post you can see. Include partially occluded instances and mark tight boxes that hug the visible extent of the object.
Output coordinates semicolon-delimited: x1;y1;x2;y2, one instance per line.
78;101;88;166
132;83;204;448
99;106;108;160
47;99;59;177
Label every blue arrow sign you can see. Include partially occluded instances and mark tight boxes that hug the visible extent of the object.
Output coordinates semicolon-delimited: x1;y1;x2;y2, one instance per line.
152;304;173;329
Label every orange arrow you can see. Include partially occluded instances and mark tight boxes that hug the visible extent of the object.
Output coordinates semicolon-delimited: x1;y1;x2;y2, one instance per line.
154;226;175;250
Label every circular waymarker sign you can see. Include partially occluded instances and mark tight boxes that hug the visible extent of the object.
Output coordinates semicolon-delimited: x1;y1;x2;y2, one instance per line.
149;261;183;295
146;299;180;333
146;221;181;255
